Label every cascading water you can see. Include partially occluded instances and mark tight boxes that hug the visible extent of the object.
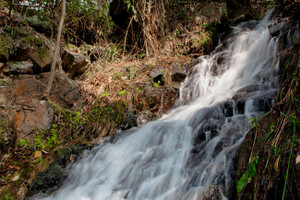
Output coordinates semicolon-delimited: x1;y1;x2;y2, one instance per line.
34;10;281;200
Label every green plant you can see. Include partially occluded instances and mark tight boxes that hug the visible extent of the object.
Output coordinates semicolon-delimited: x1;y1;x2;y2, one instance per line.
124;0;137;16
17;139;31;148
154;81;160;88
119;90;126;96
237;156;259;194
281;112;298;200
101;91;110;98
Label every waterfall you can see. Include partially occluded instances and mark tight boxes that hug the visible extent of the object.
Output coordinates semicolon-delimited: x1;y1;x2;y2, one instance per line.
34;10;280;200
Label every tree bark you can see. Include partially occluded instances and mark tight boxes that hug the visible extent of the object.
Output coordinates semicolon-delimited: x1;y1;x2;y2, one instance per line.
45;0;66;97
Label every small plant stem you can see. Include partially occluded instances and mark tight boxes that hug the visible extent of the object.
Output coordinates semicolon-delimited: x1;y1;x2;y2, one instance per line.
123;16;134;59
281;121;295;200
249;130;258;164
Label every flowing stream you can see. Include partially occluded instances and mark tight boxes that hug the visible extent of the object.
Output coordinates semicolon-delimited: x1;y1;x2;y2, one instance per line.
35;10;280;200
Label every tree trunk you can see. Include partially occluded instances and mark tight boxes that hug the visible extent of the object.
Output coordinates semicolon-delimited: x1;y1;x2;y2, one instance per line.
45;0;66;97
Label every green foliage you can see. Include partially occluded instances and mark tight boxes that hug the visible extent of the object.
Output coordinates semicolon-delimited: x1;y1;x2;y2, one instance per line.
125;0;137;16
154;81;160;88
248;117;260;129
119;90;126;96
237;156;259;194
281;111;298;200
262;122;275;141
33;128;61;151
101;91;110;98
17;139;31;148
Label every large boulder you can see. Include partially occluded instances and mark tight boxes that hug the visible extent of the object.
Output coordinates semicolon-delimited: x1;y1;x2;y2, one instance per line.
9;71;80;138
12;100;54;138
62;49;90;78
170;62;189;82
14;31;61;72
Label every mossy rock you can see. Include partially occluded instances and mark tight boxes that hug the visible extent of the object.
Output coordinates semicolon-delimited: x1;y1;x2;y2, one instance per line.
0;34;14;62
26;145;92;198
25;15;54;36
20;35;43;50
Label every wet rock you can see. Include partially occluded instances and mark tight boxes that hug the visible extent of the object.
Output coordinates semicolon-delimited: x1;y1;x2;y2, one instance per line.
268;18;289;37
62;49;90;78
3;60;34;75
120;111;137;130
182;58;203;76
148;66;166;85
137;110;158;127
202;186;223;200
170;62;187;82
26;145;92;198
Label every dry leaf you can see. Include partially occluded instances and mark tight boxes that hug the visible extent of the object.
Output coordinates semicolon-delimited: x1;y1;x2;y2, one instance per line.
274;156;280;172
34;151;42;159
11;174;20;181
70;154;74;162
296;155;300;165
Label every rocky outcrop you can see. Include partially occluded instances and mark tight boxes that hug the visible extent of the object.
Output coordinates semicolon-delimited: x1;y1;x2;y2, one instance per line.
233;13;300;200
13;32;61;72
0;70;80;154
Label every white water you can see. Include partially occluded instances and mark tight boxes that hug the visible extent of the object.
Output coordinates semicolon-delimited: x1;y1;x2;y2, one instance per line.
35;10;280;200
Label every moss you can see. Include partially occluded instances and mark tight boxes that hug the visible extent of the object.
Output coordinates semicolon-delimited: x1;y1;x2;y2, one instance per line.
20;35;43;49
25;15;53;31
37;46;50;62
0;34;14;61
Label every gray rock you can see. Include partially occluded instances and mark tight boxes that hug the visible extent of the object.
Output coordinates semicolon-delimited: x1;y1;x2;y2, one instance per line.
268;18;289;37
137;110;158;127
148;66;166;85
170;62;187;82
4;60;34;74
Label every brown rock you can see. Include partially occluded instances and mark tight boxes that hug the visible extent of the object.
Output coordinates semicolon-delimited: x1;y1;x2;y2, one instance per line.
62;49;90;78
15;32;61;72
12;100;54;137
14;71;80;108
38;71;80;107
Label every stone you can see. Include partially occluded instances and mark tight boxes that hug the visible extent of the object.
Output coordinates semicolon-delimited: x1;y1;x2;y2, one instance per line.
15;32;61;72
14;71;80;108
0;62;4;71
137;110;158;127
25;15;53;35
170;62;187;82
62;49;90;78
268;18;289;37
26;145;92;198
12;100;54;137
148;66;166;85
4;60;34;74
0;114;16;154
120;111;137;130
49;72;80;107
